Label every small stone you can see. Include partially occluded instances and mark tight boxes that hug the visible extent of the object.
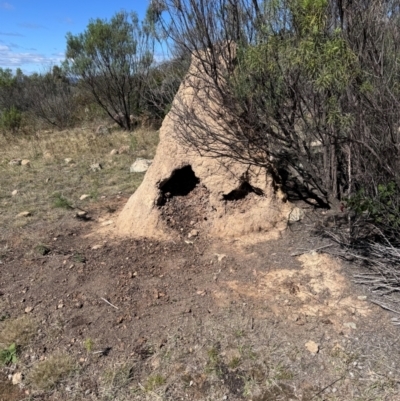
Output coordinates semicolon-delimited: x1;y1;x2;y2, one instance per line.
11;190;18;196
76;211;88;219
57;303;64;309
101;220;113;227
305;340;319;355
16;211;31;218
64;158;74;164
21;159;30;167
90;163;102;172
80;194;90;201
344;322;357;330
215;253;227;262
24;306;33;313
12;372;23;385
188;229;199;238
289;207;305;222
9;159;22;166
130;158;153;173
357;296;367;301
110;149;119;156
92;244;102;250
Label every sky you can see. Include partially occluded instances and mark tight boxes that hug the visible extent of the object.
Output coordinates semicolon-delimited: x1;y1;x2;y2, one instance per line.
0;0;150;74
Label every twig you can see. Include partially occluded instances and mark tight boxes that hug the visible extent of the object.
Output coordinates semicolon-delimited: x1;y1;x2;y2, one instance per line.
370;300;400;315
290;244;334;257
100;297;119;310
311;375;345;399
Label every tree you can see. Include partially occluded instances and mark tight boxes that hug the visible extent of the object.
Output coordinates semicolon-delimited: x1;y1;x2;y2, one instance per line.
65;11;154;130
27;66;78;130
155;0;400;215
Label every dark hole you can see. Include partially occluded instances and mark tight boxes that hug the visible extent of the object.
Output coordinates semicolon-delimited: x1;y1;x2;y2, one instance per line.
223;182;263;201
158;165;200;206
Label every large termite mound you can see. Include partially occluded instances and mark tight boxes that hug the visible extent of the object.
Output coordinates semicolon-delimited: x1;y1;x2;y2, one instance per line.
116;53;292;241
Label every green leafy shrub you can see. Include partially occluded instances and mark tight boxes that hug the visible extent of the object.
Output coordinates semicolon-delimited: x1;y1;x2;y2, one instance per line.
347;183;400;227
0;107;22;133
0;343;18;365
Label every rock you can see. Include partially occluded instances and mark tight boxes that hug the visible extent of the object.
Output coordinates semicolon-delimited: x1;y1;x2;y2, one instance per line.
16;211;31;218
118;145;130;154
64;158;74;164
344;322;357;330
92;244;102;250
215;253;227;262
95;125;110;135
9;159;22;166
24;306;33;313
357;295;367;301
80;194;90;201
305;341;319;355
101;220;113;227
289;207;305;222
110;149;119;156
188;229;199;238
11;190;18;196
21;159;30;167
76;211;88;219
90;163;102;172
130;158;153;173
12;372;22;385
57;303;64;309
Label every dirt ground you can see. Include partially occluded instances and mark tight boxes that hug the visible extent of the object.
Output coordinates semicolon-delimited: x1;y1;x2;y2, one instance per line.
1;191;400;401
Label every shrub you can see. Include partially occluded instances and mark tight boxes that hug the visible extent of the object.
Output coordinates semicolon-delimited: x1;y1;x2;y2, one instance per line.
0;106;22;133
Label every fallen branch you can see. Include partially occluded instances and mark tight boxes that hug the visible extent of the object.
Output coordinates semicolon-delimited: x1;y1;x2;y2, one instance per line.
369;300;400;315
100;297;119;310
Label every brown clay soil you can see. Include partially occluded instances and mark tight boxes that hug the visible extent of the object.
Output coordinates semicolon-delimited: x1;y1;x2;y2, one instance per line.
1;195;400;400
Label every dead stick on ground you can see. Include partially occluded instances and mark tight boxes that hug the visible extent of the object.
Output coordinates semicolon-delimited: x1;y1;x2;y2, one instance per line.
311;375;345;399
370;300;400;315
100;297;119;310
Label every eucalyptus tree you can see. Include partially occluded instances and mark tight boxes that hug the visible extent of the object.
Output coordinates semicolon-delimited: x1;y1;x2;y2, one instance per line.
65;11;155;130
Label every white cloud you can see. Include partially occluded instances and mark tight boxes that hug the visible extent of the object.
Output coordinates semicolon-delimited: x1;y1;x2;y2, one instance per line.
1;2;14;10
0;44;64;70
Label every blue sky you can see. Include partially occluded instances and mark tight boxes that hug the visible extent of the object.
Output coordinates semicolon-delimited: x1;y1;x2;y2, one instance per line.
0;1;150;74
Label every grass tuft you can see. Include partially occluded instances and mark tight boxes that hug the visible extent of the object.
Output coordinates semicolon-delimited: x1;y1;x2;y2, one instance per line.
28;354;75;390
0;316;36;348
144;374;165;392
52;192;73;209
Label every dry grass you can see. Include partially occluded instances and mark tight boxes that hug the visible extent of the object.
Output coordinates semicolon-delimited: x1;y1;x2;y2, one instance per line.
28;353;76;390
0;316;36;348
0;125;159;238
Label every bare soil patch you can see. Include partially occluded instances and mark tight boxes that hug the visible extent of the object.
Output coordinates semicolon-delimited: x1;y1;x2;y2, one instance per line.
1;197;400;400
